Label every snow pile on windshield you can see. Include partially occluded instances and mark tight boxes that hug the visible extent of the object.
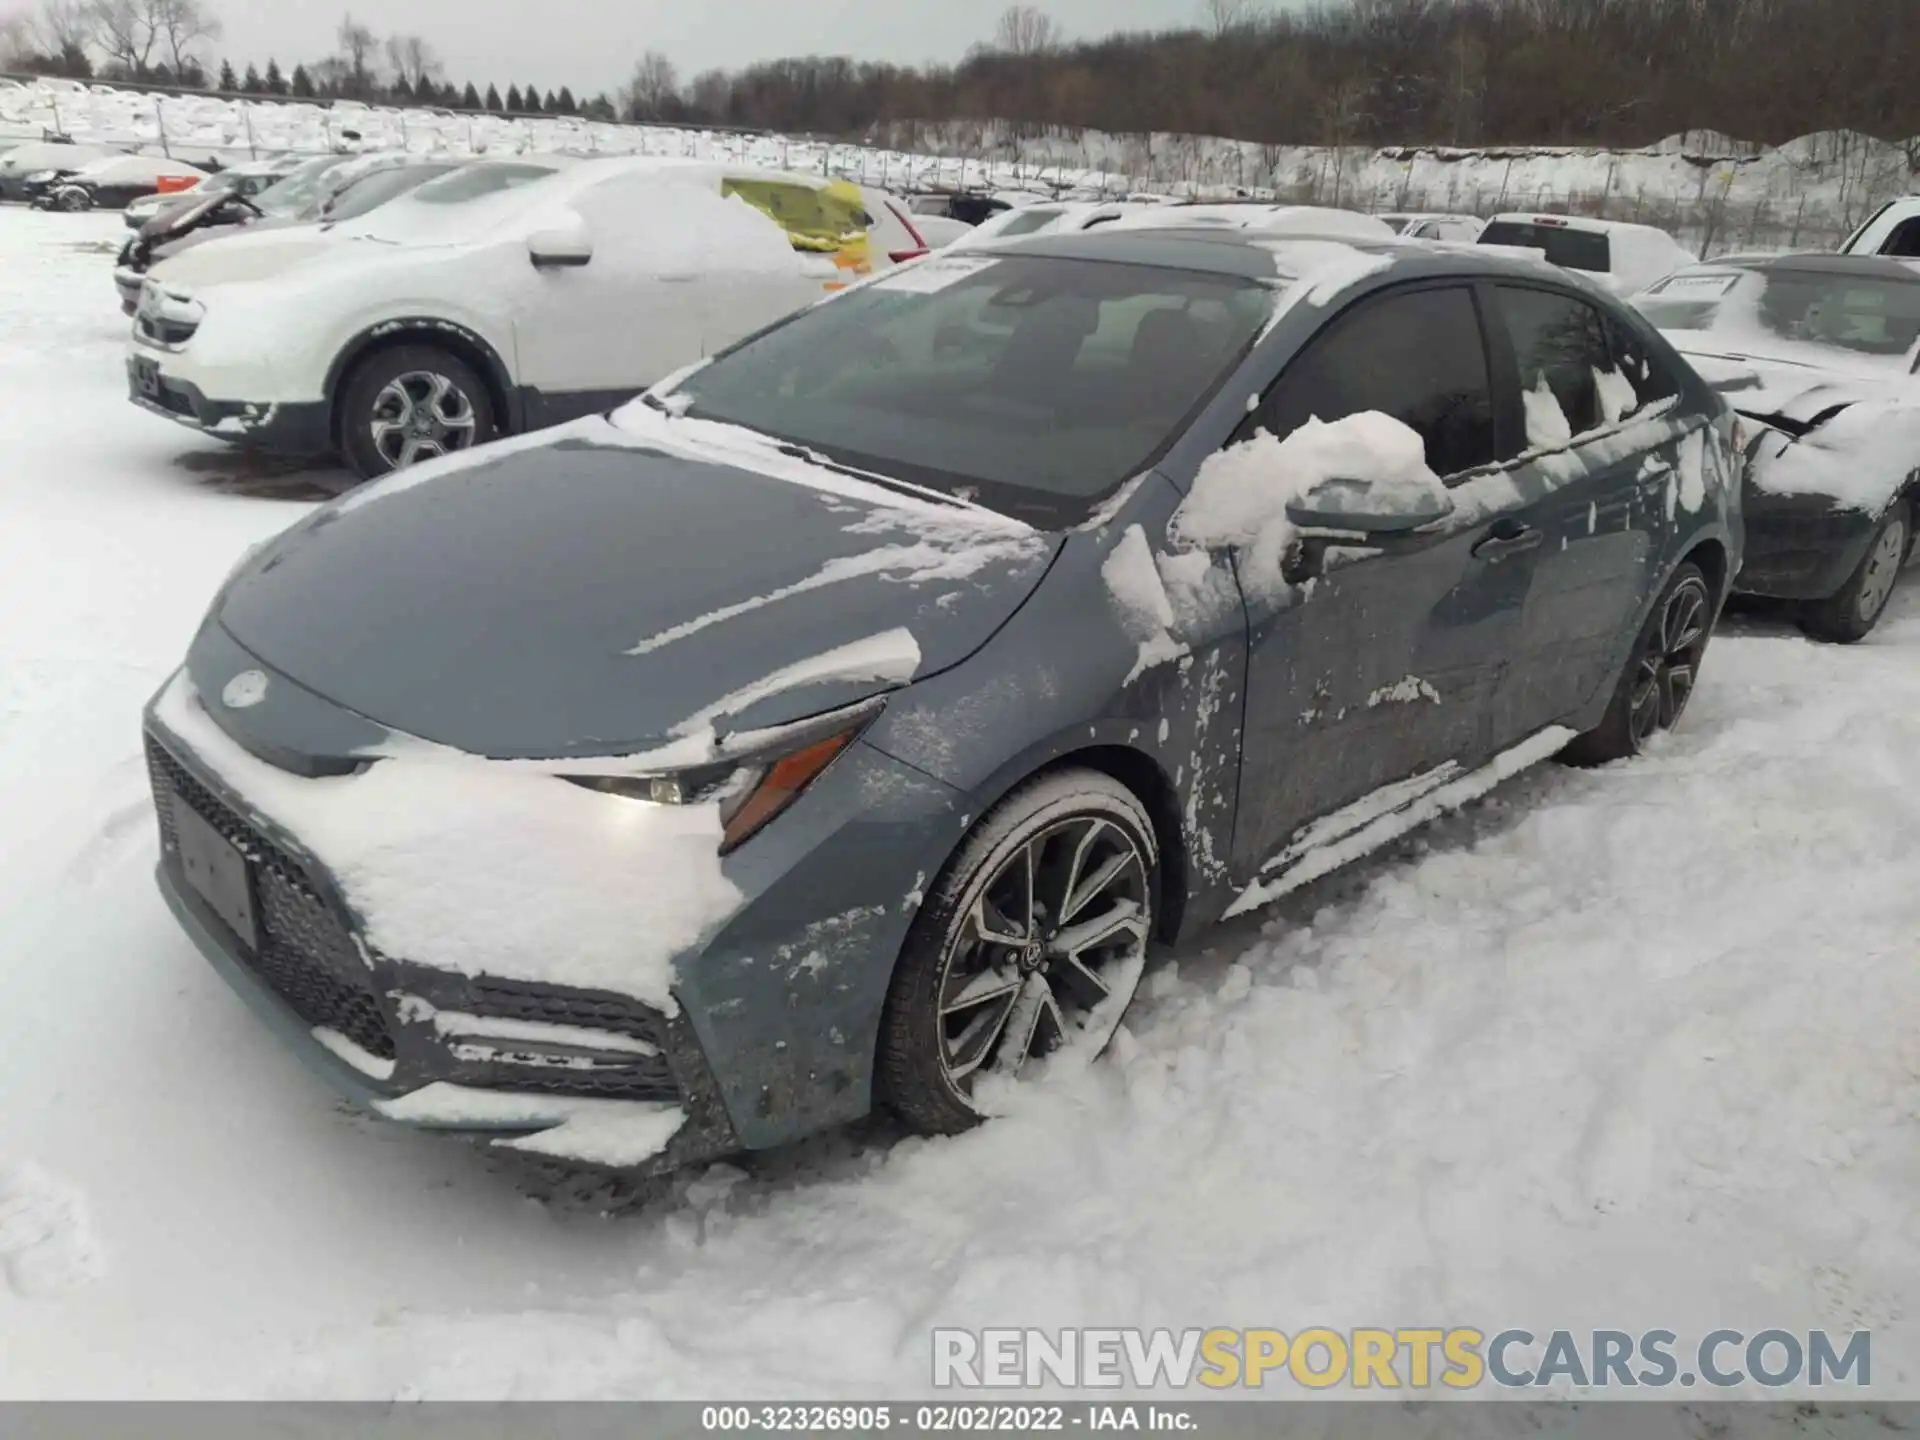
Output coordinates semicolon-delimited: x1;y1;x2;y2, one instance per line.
1751;401;1920;512
1170;411;1449;597
153;671;741;1013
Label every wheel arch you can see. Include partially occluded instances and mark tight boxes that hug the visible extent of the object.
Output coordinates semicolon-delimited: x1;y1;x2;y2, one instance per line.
934;738;1192;946
324;318;517;446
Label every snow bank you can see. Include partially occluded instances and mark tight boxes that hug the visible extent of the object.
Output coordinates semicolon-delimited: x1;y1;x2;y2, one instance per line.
1170;411;1449;598
0;1161;104;1300
153;670;741;1012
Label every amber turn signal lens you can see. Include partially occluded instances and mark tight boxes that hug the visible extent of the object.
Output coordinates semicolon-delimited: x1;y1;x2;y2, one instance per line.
719;728;859;854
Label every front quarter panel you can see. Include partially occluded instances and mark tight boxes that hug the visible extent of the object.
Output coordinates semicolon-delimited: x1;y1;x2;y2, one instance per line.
864;475;1251;939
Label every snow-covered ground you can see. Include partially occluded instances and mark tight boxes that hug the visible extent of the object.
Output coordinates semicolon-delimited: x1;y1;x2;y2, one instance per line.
0;207;1916;1410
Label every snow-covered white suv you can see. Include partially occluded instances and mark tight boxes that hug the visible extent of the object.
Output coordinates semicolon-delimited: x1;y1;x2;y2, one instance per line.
126;157;874;480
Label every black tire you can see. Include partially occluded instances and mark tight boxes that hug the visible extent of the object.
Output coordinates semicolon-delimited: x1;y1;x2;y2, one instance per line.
1562;561;1715;767
336;344;497;482
1798;500;1909;644
877;769;1158;1137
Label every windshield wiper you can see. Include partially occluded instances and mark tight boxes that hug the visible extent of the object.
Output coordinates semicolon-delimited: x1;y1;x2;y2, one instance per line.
769;441;971;510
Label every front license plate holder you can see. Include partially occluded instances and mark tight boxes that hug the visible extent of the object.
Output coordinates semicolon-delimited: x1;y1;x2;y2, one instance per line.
171;793;258;951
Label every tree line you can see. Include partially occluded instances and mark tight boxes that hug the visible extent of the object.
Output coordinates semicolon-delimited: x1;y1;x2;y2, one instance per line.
7;0;1920;149
0;4;621;117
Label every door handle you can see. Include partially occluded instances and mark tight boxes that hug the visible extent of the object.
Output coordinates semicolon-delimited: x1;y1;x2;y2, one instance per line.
1472;522;1543;563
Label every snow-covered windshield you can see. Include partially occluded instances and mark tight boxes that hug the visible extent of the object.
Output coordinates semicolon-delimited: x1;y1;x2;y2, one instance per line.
352;161;572;243
322;163;458;222
1636;265;1920;362
661;254;1273;527
253;156;352;218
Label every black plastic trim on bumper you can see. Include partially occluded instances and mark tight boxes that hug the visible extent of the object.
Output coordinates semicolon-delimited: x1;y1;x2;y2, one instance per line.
126;360;334;456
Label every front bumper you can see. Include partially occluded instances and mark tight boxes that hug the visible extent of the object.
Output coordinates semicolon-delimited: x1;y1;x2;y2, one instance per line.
144;724;744;1175
127;353;333;456
1733;487;1880;601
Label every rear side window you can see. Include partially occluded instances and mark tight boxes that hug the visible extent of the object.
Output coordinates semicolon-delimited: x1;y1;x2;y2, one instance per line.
1242;286;1497;478
1481;220;1611;274
409;163;556;205
1495;285;1612;437
1605;315;1684;410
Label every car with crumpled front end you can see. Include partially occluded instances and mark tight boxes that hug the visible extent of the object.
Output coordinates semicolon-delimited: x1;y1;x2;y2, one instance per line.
1634;253;1920;640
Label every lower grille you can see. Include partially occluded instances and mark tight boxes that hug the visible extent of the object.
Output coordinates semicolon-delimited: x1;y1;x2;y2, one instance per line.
147;734;396;1061
424;977;681;1102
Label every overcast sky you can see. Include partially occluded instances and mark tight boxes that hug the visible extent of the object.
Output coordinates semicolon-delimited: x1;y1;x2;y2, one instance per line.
218;0;1209;98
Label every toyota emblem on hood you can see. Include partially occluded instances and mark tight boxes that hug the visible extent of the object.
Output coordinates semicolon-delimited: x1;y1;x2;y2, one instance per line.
221;670;268;709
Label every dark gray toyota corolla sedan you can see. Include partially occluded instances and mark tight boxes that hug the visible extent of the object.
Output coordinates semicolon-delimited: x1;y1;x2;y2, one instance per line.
144;229;1743;1177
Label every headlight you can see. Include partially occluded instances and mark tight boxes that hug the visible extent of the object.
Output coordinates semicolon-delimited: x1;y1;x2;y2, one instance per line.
25;169;55;182
563;709;872;854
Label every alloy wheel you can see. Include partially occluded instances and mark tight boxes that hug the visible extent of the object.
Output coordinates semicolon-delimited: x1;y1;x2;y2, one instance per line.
1627;575;1712;747
935;815;1150;1102
369;370;478;470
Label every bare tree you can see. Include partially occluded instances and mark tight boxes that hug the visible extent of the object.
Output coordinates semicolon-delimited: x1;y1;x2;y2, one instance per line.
30;0;97;61
384;32;441;90
335;11;377;90
89;0;160;73
993;4;1058;55
1202;0;1258;36
0;12;33;67
153;0;217;77
622;49;678;120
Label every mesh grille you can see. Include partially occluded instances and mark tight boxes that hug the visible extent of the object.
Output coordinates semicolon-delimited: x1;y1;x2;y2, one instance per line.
147;734;396;1062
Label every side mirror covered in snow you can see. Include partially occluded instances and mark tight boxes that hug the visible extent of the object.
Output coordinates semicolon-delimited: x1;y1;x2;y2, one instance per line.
1284;473;1455;536
528;223;593;269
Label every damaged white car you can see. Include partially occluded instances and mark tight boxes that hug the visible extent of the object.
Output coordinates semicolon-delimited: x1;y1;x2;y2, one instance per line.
1635;254;1920;640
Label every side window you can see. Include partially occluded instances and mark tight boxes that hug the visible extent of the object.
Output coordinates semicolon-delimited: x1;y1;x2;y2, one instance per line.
1241;286;1497;478
1495;285;1612;440
1880;217;1920;258
1603;314;1683;411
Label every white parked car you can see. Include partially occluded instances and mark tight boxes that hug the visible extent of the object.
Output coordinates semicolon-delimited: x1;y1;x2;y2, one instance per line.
1839;197;1920;259
1380;211;1486;241
1112;203;1398;240
947;200;1148;250
127;157;894;480
1477;213;1694;294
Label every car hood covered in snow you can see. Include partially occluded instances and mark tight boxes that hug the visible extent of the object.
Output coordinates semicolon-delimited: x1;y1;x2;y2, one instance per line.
145;224;368;288
213;417;1057;760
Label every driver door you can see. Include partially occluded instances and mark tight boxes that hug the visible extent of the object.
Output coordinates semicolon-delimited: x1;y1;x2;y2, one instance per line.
1227;284;1537;878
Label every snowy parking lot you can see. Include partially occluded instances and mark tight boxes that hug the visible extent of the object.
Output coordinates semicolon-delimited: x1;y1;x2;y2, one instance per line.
0;207;1916;1405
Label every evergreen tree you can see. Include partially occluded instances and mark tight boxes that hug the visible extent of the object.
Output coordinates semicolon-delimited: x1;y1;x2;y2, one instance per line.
505;84;523;111
290;64;315;98
217;59;238;91
264;59;287;95
461;81;481;109
555;86;577;115
389;74;415;103
522;81;543;111
484;83;502;111
241;63;262;93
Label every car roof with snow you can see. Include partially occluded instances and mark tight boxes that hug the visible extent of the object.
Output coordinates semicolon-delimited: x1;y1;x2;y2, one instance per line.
981;225;1577;288
1674;251;1920;282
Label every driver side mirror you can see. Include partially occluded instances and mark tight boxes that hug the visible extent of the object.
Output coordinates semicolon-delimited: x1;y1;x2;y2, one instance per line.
1283;473;1454;535
528;225;593;269
1280;473;1455;586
